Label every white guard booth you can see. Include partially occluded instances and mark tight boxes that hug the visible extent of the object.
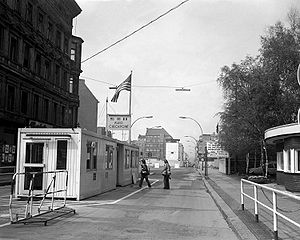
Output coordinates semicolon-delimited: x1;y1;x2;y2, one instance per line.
15;128;119;200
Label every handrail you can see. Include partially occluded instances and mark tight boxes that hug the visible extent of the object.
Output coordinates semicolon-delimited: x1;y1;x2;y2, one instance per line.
9;170;69;223
241;179;300;240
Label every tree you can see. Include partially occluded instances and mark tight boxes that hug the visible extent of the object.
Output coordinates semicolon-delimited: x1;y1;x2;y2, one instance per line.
217;9;300;173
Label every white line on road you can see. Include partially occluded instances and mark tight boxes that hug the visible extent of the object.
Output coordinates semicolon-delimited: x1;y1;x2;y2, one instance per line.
0;180;160;228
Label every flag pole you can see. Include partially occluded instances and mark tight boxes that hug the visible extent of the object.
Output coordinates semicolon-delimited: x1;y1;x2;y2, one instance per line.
128;71;132;143
106;97;108;136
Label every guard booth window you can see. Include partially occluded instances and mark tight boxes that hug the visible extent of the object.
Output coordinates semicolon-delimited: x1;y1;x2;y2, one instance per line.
24;143;44;190
105;145;113;169
125;149;130;169
25;143;43;163
56;140;67;170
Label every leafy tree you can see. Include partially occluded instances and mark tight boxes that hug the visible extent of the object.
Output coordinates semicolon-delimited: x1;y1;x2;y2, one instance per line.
217;9;300;173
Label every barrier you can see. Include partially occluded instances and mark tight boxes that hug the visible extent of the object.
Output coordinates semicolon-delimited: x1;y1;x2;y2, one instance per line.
241;179;300;240
9;170;75;226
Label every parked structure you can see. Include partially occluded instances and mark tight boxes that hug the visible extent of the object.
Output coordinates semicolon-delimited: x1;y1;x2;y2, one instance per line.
265;123;300;192
15;128;139;200
0;0;83;179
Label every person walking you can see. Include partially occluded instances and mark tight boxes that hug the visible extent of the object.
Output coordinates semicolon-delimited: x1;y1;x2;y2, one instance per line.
161;159;171;189
139;159;151;188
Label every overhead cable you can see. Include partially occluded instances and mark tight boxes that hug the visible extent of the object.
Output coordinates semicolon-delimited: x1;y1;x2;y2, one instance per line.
81;0;190;63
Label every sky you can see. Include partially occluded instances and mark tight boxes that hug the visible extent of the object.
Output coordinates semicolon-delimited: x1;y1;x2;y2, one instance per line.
74;0;300;158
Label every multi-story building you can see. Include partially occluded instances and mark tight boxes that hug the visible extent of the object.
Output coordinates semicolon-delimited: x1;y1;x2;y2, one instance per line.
145;127;173;161
0;0;82;176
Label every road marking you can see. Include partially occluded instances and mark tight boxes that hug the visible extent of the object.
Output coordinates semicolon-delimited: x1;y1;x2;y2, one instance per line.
0;180;160;228
70;180;160;207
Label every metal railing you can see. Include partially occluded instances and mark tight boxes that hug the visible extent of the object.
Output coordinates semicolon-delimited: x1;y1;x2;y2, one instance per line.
9;170;70;224
241;178;300;240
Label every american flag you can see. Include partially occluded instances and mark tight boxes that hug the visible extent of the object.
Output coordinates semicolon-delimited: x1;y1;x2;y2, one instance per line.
111;74;132;102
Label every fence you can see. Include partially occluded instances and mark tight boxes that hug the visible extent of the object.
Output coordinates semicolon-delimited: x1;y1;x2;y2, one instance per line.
9;170;75;225
241;178;300;240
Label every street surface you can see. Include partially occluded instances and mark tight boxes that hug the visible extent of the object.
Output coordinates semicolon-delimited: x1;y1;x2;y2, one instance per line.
0;168;239;240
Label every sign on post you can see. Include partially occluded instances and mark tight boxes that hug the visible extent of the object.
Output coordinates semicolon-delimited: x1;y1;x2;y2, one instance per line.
107;114;131;131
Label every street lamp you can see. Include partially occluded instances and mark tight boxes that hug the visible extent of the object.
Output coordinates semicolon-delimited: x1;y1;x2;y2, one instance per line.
179;116;203;137
179;116;207;176
129;116;153;143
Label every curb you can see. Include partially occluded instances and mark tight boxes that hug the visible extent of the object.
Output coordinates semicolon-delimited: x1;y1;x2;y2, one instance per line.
199;170;258;240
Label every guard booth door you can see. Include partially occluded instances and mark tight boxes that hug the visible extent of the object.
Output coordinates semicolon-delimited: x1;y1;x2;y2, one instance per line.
18;141;48;196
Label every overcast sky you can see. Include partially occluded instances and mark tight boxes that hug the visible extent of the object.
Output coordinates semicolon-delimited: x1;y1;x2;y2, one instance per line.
74;0;299;157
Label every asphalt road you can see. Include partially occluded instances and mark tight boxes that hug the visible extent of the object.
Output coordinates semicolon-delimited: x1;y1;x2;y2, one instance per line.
0;167;239;240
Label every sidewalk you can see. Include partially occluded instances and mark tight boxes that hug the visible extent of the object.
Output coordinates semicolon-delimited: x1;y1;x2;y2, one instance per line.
202;167;300;240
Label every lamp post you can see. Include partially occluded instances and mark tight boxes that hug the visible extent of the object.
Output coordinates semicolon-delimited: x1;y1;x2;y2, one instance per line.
180;116;207;176
129;116;153;143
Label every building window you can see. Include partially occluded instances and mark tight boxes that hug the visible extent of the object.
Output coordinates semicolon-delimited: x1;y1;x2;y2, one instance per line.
61;106;65;125
25;143;44;164
277;151;283;171
56;140;67;170
55;64;60;86
295;150;300;172
47;21;53;41
62;71;67;90
70;48;76;61
0;25;4;51
9;35;18;62
37;11;44;33
69;77;73;93
68;108;73;126
44;99;49;121
44;60;50;80
7;85;15;111
105;145;113;169
86;141;97;170
125;149;130;169
26;2;33;24
55;30;61;48
23;42;31;69
33;94;39;119
64;37;68;54
53;103;58;124
35;53;41;76
21;91;28;114
15;0;21;14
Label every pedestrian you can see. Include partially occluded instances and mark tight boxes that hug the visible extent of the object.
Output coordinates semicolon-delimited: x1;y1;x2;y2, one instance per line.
139;159;151;188
161;159;171;189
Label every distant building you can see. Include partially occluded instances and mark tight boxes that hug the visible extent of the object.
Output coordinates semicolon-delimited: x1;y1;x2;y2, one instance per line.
78;79;98;133
0;0;82;177
145;127;173;161
131;135;146;159
166;139;184;167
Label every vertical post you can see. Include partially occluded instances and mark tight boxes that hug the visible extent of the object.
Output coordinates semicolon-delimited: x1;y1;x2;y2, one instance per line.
64;171;68;206
241;180;244;210
105;97;108;136
29;173;35;217
51;173;56;211
204;146;208;176
254;185;259;222
128;71;132;143
273;191;278;240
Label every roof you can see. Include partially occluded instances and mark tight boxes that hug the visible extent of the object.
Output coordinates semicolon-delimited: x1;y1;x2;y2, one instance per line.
146;128;173;139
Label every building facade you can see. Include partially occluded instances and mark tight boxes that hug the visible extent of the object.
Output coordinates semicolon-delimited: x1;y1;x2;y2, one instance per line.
166;139;184;167
0;0;82;175
145;127;173;161
78;79;98;133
